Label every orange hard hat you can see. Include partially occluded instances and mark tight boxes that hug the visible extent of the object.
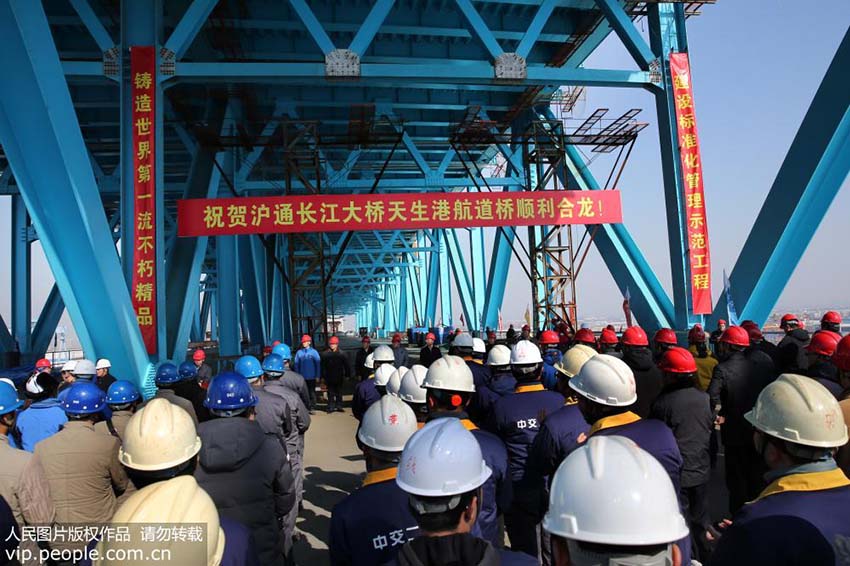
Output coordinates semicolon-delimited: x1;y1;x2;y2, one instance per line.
192;349;206;361
599;328;619;345
832;335;850;371
622;326;649;347
687;324;706;343
720;326;749;347
653;328;677;346
806;332;839;357
822;311;842;325
658;346;697;374
540;330;560;345
573;328;596;345
329;336;339;345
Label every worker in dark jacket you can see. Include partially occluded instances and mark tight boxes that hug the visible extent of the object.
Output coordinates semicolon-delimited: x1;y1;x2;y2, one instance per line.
321;336;351;413
192;349;213;385
354;336;374;381
423;356;511;547
742;321;780;367
175;361;210;423
709;319;727;354
650;347;713;561
569;354;690;564
272;343;311;411
394;419;536;566
708;326;774;514
329;396;419;566
620;326;663;418
529;345;595;479
805;332;842;398
777;313;811;373
195;372;295;566
450;333;491;424
476;345;515;421
712;375;850;566
149;363;199;425
94;359;118;393
418;332;442;368
487;341;565;558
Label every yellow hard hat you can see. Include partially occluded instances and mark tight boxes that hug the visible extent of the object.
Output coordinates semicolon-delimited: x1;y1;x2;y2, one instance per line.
555;344;598;378
119;398;201;471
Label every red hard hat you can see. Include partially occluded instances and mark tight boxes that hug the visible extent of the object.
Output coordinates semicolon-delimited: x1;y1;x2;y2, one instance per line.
832;335;850;371
362;336;371;343
540;330;560;345
687;324;706;343
658;346;697;374
329;336;339;345
822;311;842;325
574;328;596;345
653;328;677;346
392;333;403;343
426;332;436;341
720;326;750;347
717;319;727;327
806;332;839;357
599;328;619;345
606;324;616;331
781;313;799;327
193;349;206;361
746;326;764;342
272;340;282;347
487;331;496;339
622;326;649;347
740;320;759;331
301;334;311;343
522;324;530;332
35;358;51;370
263;345;273;355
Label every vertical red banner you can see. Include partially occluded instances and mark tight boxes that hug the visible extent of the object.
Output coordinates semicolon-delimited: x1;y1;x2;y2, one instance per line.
130;46;157;353
670;52;713;315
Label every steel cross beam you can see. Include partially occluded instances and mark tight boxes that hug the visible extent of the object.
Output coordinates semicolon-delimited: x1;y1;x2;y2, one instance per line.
0;0;152;382
711;27;850;327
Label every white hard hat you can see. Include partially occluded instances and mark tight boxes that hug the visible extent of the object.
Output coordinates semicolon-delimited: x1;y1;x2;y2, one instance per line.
452;333;474;349
373;345;395;363
408;365;428;385
399;368;427;404
364;353;375;369
487;344;511;367
98;476;224;566
396;418;492;497
74;359;96;376
386;369;403;397
96;358;111;370
746;373;849;448
472;338;486;354
511;340;543;365
119;398;202;471
374;364;396;387
62;360;77;372
423;355;475;393
555;344;598;379
569;354;636;407
543;435;689;546
357;395;418;452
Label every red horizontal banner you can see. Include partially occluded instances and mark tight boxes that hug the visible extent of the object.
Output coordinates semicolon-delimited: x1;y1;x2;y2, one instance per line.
177;191;623;237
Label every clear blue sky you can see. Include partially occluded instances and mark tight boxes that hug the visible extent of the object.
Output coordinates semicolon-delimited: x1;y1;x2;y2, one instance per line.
2;3;850;346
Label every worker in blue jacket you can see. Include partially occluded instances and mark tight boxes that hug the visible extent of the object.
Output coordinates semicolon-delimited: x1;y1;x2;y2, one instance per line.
329;396;419;566
568;353;690;564
712;374;850;566
529;345;596;478
487;340;565;559
450;333;493;424
539;330;562;391
293;335;321;411
476;345;516;421
422;355;512;547
17;372;67;451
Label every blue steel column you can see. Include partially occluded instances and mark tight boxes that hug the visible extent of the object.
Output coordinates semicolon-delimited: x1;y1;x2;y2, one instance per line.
216;237;240;356
0;0;151;383
424;231;440;326
31;285;65;355
648;3;695;329
712;27;850;326
398;264;409;331
11;195;31;353
469;228;486;332
438;232;453;327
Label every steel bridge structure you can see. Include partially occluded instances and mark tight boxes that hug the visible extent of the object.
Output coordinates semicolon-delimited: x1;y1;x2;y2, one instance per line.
0;0;847;389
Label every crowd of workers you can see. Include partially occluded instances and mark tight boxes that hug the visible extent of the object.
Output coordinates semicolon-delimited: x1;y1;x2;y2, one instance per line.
1;311;849;566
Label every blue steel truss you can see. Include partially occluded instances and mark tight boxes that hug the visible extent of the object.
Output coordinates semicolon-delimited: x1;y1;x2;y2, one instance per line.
0;0;846;390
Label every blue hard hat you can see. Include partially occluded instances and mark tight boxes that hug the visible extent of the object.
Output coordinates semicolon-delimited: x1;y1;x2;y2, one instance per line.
262;353;285;374
272;343;292;361
0;381;24;416
105;380;140;405
178;361;198;380
155;362;180;385
203;371;258;413
63;381;106;415
235;356;263;379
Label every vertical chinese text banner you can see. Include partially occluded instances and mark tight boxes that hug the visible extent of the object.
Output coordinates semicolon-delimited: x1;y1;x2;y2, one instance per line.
670;52;712;315
130;46;157;353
